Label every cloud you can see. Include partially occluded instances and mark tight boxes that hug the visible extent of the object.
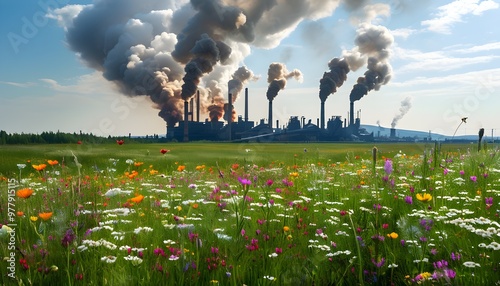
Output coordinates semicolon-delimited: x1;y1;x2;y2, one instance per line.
421;0;499;34
391;67;500;87
0;81;35;88
393;46;500;73
390;28;417;39
454;42;500;53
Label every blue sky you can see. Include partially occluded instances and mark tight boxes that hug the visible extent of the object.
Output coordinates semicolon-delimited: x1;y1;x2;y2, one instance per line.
1;0;499;137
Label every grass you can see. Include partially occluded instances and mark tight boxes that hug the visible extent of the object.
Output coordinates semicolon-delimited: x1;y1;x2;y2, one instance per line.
1;141;499;285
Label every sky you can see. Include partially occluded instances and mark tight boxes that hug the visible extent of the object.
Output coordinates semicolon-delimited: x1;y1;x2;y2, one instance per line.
1;0;500;138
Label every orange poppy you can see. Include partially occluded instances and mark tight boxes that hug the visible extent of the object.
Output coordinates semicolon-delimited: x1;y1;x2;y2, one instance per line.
192;203;199;209
129;194;144;203
17;211;24;217
134;162;144;167
177;165;186;172
38;212;53;221
32;164;47;171
47;160;59;166
16;188;34;199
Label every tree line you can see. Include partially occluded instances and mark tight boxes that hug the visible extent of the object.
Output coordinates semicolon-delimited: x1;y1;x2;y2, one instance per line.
0;130;164;144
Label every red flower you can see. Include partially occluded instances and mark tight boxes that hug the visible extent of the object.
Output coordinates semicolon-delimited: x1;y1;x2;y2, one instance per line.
116;140;124;145
160;149;170;154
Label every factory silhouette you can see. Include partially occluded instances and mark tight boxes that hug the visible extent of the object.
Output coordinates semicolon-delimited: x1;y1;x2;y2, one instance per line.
168;86;386;142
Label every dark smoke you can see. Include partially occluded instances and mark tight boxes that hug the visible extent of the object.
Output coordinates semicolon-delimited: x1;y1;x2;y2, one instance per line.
391;97;412;128
345;23;393;102
266;63;302;101
180;34;232;101
319;58;350;103
49;0;388;129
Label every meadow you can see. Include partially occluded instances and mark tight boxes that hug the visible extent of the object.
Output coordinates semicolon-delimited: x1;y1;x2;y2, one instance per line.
0;141;499;285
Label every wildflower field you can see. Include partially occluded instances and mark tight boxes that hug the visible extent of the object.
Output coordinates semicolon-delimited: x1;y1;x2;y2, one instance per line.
0;142;499;285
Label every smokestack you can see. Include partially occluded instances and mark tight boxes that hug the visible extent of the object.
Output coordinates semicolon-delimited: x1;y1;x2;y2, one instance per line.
350;101;354;127
390;128;396;138
196;90;200;122
228;93;233;141
276;120;279;129
244;88;248;123
320;101;325;129
190;97;194;121
268;100;273;129
183;101;189;142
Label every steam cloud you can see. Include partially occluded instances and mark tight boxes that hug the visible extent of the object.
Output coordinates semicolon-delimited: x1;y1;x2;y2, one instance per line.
318;58;350;103
266;63;302;101
391;97;412;128
345;23;394;103
49;0;343;128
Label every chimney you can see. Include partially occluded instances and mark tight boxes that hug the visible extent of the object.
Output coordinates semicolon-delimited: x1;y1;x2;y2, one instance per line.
196;90;200;122
349;101;354;127
320;101;325;129
183;100;189;142
190;97;194;121
276;119;279;129
390;128;396;138
244;88;248;123
228;93;232;141
268;100;273;129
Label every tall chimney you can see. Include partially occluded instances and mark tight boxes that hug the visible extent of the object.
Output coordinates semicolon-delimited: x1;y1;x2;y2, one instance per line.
228;93;232;141
268;100;273;129
196;90;200;122
320;101;325;129
244;88;248;123
190;97;194;121
183;101;189;142
349;101;354;127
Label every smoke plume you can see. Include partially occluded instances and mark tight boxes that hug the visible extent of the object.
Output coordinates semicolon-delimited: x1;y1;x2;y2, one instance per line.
391;97;412;128
228;66;258;103
318;58;350;103
266;63;302;101
345;23;394;102
48;0;389;129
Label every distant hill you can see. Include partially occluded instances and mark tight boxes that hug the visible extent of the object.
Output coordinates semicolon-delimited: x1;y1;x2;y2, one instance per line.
360;125;482;141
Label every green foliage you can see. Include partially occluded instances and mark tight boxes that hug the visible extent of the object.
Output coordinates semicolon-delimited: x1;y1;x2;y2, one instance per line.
0;142;499;285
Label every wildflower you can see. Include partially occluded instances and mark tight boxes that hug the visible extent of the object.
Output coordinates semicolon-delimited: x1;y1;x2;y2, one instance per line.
39;212;53;221
384;159;393;175
30;216;38;222
177;165;186;172
133;162;144;167
443;168;448;175
101;255;117;263
404;196;413;204
238;177;252;186
415;272;432;281
485;197;493;205
283;226;290;232
129;194;144;203
451;252;461;261
17;211;24;217
47;160;58;166
32;164;47;171
160;149;170;154
463;261;480;268
116;140;124;145
16;188;34;199
61;229;75;247
469;175;477;182
266;179;273;186
17;164;26;169
387;232;398;239
416;193;432;202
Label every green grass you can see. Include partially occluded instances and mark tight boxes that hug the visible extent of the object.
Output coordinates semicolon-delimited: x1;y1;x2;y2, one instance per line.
1;141;498;285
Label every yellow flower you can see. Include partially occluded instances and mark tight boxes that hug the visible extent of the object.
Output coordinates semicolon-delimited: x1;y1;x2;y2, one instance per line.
177;206;182;211
30;216;39;222
387;232;398;239
149;169;158;175
289;172;299;178
39;212;53;221
283;226;290;232
416;193;432;202
16;188;34;199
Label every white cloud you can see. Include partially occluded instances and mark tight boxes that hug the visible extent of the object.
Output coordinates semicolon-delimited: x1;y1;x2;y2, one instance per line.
390;28;417;39
421;0;499;34
391;67;500;87
455;42;500;53
393;46;500;73
0;81;35;88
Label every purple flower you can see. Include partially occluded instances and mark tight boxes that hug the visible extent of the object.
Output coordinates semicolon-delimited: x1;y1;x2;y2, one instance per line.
450;252;461;261
404;196;413;204
469;176;477;182
459;170;465;176
371;257;385;268
485;197;493;205
238;177;252;186
384;159;393;175
443;168;449;175
61;229;75;247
